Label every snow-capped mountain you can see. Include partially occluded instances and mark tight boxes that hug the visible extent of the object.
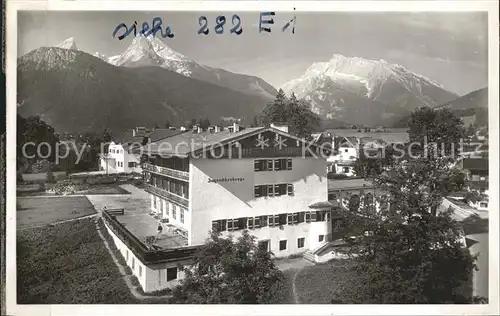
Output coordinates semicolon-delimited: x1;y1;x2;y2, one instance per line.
282;54;458;126
17;45;273;134
106;34;277;99
93;52;108;61
57;37;78;50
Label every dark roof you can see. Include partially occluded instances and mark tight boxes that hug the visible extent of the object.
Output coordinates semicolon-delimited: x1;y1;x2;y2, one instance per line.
325;129;409;144
309;201;335;209
140;126;321;157
328;178;377;191
461;158;488;171
148;129;185;142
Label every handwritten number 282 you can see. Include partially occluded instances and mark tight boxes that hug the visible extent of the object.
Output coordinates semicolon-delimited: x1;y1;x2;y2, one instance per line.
198;15;242;35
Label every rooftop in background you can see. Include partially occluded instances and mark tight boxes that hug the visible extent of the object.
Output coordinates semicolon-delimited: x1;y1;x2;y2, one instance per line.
460;158;489;171
323;128;409;144
328;178;377;191
112;128;185;146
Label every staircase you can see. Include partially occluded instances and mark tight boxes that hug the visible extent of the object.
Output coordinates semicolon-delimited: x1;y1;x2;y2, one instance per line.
303;242;331;263
303;250;316;262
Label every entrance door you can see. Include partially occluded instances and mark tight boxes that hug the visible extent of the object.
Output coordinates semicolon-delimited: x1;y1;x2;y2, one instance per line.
258;240;270;252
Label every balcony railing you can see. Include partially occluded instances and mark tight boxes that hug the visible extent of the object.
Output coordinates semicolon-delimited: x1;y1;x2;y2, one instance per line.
102;210;197;264
143;163;189;181
143;183;189;208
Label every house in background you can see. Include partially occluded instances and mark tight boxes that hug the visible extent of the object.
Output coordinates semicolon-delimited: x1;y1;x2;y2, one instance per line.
99;127;184;174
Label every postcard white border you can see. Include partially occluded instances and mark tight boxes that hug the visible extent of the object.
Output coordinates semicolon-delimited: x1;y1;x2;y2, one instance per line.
5;1;499;315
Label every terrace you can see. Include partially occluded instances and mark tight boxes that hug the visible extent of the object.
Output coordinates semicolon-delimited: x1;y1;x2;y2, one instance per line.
102;208;195;264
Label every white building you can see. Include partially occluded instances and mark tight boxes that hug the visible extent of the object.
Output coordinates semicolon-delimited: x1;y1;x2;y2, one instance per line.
99;127;182;174
100;141;142;174
102;124;333;292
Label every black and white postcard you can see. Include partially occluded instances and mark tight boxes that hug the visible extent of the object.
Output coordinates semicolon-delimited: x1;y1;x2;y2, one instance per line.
3;1;499;315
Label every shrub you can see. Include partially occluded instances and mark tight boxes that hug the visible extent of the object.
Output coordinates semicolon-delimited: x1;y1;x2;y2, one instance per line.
124;266;133;275
130;275;140;287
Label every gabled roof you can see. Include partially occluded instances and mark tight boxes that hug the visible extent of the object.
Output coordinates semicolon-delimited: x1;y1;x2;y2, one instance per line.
139;126;321;157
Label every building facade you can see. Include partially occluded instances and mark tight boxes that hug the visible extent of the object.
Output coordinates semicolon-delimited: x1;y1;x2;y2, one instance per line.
99;141;142;174
142;125;332;257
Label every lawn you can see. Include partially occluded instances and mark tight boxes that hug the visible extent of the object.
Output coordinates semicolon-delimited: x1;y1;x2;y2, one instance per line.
17;218;136;304
17;196;97;229
294;259;357;304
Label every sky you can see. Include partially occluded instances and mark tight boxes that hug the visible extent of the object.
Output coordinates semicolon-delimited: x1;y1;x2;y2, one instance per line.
18;11;488;95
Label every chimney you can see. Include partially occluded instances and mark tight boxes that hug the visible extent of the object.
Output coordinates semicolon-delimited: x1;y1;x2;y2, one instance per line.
192;125;202;134
270;123;288;133
232;122;240;133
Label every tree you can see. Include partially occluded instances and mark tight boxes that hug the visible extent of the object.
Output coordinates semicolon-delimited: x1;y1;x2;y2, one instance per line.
171;230;284;303
338;108;479;303
256;90;321;138
201;118;211;130
408;107;465;158
17;115;59;170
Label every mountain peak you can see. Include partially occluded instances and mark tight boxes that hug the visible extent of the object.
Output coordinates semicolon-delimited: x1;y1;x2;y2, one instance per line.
57;37;78;50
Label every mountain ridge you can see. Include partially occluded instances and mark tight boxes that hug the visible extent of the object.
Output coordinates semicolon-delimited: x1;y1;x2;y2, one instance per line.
282;54;458;126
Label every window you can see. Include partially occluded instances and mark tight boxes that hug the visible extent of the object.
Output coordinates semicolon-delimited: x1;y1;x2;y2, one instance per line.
172;205;177;219
267;159;274;171
287;184;294;196
344;149;348;153
328;193;337;201
259;216;268;227
139;265;142;277
258;240;270;251
287;213;299;225
297;212;305;223
267;185;274;197
274;159;282;171
153;197;156;209
132;258;135;269
126;250;129;261
319;235;325;242
342;167;349;173
297;237;305;248
254;217;261;227
180;209;185;224
305;212;311;223
287;159;292;170
166;267;177;281
212;219;227;232
254;185;263;198
480;202;488;208
268;215;279;227
227;219;238;231
248;217;255;229
279;240;287;251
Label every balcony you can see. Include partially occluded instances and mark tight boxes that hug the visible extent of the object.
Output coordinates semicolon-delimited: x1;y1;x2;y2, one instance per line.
143;163;189;181
143;183;189;208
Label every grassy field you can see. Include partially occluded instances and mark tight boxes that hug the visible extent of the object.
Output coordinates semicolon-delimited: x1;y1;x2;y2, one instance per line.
17;196;96;229
17;218;136;304
294;260;356;304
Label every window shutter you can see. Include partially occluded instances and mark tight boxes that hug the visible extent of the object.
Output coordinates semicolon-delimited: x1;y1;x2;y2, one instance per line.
274;159;281;171
254;186;261;198
254;160;260;171
287;184;294;196
310;212;317;222
287;159;292;170
254;217;261;228
267;160;274;171
293;213;299;224
305;212;311;223
267;185;274;197
248;217;254;229
287;213;293;225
